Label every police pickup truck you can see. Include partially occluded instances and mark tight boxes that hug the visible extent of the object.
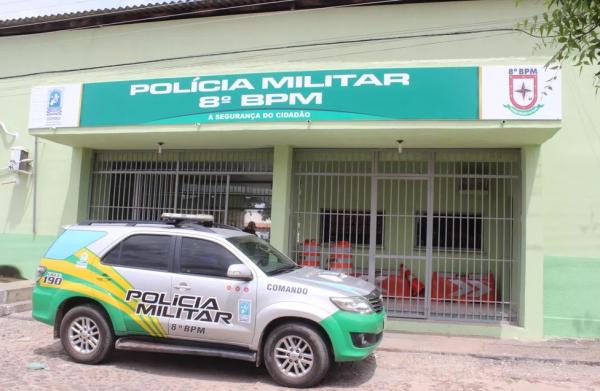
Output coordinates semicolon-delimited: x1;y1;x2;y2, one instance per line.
32;214;385;388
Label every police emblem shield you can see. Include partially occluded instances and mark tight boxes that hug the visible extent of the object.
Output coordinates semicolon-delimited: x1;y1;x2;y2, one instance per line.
509;74;538;110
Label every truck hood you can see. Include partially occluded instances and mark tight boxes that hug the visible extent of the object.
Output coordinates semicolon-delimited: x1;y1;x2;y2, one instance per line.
274;267;375;297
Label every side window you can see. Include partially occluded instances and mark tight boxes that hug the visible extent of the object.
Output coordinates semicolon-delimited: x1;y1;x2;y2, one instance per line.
102;234;172;271
179;238;241;278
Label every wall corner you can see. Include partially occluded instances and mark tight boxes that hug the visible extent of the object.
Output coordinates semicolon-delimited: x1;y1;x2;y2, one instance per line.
520;145;545;339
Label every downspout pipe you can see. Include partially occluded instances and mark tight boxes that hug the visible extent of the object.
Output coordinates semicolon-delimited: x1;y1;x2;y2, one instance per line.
33;137;38;237
0;121;18;140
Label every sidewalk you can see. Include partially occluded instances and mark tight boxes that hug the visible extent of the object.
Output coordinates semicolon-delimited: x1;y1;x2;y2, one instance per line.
380;330;600;366
2;312;600;390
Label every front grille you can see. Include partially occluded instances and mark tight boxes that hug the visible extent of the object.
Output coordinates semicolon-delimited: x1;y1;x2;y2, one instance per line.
365;289;384;313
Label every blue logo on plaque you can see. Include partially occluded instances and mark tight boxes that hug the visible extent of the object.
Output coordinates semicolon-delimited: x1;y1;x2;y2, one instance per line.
47;89;63;115
238;300;251;323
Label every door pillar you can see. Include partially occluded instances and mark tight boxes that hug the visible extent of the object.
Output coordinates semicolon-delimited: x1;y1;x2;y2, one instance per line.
270;146;293;254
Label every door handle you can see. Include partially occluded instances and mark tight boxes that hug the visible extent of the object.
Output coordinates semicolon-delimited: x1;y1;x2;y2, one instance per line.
96;273;112;281
173;283;191;291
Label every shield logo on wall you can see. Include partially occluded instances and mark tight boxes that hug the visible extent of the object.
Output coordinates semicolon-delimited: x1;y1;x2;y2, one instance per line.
509;74;537;110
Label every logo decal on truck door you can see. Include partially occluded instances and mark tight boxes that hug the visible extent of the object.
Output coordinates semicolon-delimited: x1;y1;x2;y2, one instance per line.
238;299;252;323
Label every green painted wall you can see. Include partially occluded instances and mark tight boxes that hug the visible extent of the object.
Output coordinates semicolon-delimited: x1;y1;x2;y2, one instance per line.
538;67;600;339
0;234;55;279
544;256;600;338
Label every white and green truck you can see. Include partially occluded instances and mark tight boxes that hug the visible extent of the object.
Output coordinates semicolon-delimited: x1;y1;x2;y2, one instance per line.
32;214;385;387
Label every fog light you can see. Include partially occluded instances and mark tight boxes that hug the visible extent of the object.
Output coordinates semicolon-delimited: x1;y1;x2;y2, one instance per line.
350;332;382;348
360;334;368;346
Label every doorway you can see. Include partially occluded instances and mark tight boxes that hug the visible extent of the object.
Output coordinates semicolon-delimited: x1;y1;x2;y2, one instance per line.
88;149;273;238
289;149;521;323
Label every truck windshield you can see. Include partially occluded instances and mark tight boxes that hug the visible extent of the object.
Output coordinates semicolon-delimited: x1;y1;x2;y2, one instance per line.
227;235;299;275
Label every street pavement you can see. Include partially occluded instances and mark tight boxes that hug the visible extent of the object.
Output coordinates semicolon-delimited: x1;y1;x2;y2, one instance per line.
1;311;600;390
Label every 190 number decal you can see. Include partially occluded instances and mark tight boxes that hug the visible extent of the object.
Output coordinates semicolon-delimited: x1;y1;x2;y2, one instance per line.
43;272;63;285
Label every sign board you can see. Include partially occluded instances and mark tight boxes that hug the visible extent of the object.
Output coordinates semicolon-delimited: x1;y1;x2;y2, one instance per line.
27;66;562;129
78;67;479;126
480;66;561;120
28;84;82;129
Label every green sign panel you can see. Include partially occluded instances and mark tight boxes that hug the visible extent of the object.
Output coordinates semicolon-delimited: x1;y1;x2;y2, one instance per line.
80;67;479;126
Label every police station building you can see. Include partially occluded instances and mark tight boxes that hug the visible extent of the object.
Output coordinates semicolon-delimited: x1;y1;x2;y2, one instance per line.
1;0;599;340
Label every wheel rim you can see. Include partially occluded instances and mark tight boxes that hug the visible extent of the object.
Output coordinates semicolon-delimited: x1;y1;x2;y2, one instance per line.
68;316;101;354
274;335;314;377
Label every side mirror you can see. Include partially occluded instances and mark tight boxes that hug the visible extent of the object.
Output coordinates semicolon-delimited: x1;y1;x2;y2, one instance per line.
227;264;253;281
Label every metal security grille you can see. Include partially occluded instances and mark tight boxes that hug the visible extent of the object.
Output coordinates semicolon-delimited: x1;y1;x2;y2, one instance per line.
430;151;520;322
290;149;521;324
89;149;273;231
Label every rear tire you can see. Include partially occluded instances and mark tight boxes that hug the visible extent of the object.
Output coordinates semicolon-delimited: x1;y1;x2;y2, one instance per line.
60;304;114;364
263;323;331;388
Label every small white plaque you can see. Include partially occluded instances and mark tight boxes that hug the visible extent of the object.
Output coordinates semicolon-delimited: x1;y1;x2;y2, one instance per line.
28;84;82;129
481;66;561;120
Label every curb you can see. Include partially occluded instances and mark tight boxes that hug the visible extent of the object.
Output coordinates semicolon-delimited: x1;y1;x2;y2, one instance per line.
0;300;33;317
377;347;600;367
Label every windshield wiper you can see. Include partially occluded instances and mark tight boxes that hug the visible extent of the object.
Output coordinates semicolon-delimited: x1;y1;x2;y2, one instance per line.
267;265;301;276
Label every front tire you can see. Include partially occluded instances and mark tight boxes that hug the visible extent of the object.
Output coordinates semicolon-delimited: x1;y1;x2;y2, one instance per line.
60;304;114;364
263;323;331;388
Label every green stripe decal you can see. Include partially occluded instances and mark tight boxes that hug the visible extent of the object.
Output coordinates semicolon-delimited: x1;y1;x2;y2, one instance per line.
40;250;165;337
43;267;162;337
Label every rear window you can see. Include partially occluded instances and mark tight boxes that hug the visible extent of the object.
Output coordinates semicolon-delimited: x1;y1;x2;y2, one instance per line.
45;230;107;260
102;234;172;271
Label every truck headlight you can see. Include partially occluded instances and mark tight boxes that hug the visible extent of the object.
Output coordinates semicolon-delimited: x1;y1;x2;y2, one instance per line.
330;297;373;315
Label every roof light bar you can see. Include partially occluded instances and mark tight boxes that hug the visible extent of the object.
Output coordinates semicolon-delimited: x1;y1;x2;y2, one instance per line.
161;213;214;223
